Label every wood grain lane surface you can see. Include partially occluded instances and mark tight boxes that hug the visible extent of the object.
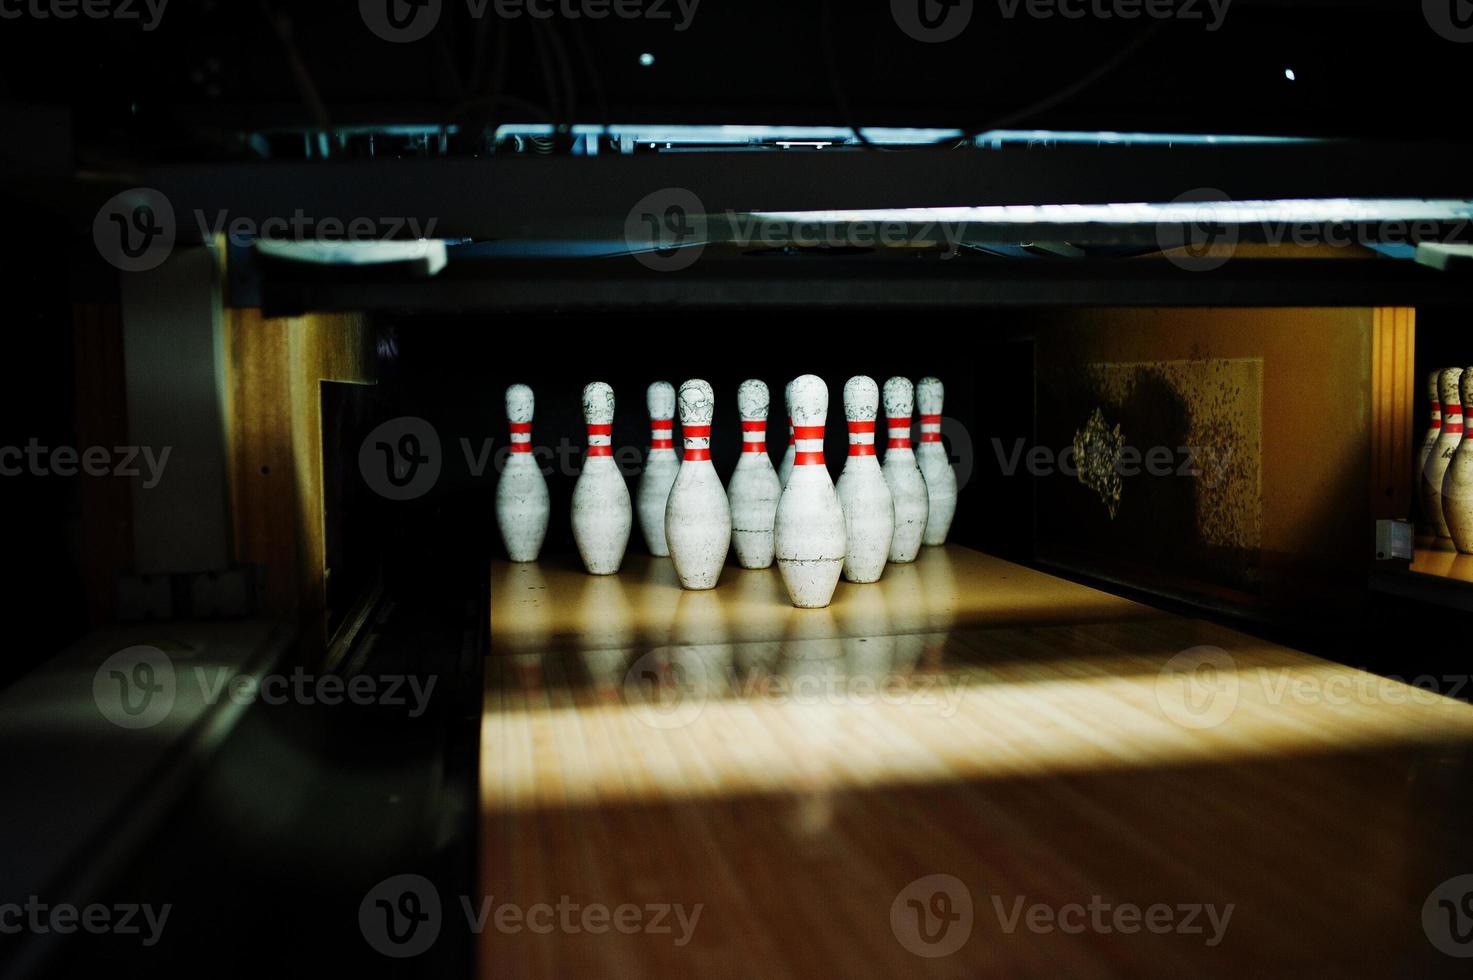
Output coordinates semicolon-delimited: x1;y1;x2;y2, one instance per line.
483;546;1473;978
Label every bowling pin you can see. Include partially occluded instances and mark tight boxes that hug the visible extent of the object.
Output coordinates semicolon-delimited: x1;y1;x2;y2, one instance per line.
778;379;797;488
571;381;633;575
1443;369;1473;553
916;376;958;546
882;377;929;563
1416;369;1442;530
636;381;680;556
728;379;782;569
774;375;847;608
665;379;733;590
1423;367;1464;539
835;376;895;584
495;383;550;562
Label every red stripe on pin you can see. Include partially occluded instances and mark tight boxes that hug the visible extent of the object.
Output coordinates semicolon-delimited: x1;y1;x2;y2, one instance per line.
510;443;532;454
795;451;826;466
847;421;876;434
509;422;532;434
921;433;943;443
684;448;712;462
741;421;766;432
888;439;912;449
743;442;767;453
793;425;825;440
849;444;876;457
887;417;912;429
920;414;942;425
650;439;674;449
587;424;613;436
587;446;613;457
684;425;712;439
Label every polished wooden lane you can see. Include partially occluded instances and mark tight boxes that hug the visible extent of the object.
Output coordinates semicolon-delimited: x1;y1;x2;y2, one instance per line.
485;547;1473;978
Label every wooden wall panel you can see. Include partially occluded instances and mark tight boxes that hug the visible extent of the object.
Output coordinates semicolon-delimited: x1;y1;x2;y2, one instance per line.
222;308;375;655
1371;307;1415;524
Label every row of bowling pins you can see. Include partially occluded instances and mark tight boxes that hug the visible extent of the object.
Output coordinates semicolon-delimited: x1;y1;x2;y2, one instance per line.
1419;366;1473;553
494;374;958;608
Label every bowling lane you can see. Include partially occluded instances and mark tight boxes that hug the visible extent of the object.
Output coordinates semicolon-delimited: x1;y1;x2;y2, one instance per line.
484;546;1473;979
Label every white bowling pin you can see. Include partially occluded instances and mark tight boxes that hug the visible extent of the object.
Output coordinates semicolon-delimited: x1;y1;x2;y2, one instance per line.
1416;369;1442;531
494;383;550;562
774;375;847;608
571;381;633;574
1423;367;1464;539
1443;369;1473;553
778;378;797;488
835;376;894;584
728;379;782;569
636;381;680;556
916;376;958;546
665;380;733;590
882;377;929;563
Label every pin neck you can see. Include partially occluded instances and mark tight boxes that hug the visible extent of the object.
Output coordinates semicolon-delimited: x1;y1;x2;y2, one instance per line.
650;418;674;451
793;424;825;466
586;422;613;458
509;421;533;454
919;414;943;444
741;419;767;454
847;420;876;457
683;424;712;462
886;416;913;451
1445;402;1464;437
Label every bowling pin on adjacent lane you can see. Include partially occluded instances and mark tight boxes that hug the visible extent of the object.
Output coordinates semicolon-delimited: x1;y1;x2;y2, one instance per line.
1423;367;1464;540
778;378;797;488
774;375;847;608
665;380;733;590
835;376;894;584
882;377;929;563
571;382;633;575
1443;369;1473;553
728;379;782;569
916;376;958;546
1417;369;1442;531
494;384;550;562
636;381;680;556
